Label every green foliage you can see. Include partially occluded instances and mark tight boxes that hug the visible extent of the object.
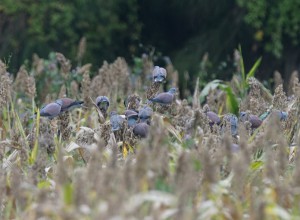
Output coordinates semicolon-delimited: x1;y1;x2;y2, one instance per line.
220;85;239;115
237;0;300;57
0;0;141;66
237;45;262;98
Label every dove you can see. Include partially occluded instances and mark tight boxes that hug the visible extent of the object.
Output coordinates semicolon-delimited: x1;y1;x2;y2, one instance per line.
133;122;149;138
152;66;167;83
96;96;110;113
222;114;238;136
148;88;176;105
56;97;84;112
138;106;153;124
240;112;262;129
206;111;221;127
110;111;124;131
36;99;63;119
125;109;139;127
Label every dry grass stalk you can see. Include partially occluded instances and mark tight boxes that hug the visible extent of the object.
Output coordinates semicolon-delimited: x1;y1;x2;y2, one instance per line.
142;54;153;82
77;37;86;62
274;71;283;90
58;112;71;141
32;54;44;76
82;71;91;107
0;61;12;111
248;77;268;115
56;52;71;79
289;71;299;96
272;84;287;110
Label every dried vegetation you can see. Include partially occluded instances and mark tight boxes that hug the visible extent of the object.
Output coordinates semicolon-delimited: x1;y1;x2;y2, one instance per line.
1;49;300;219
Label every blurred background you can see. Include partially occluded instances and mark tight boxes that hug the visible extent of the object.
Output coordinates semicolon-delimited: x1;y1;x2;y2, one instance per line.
1;0;300;93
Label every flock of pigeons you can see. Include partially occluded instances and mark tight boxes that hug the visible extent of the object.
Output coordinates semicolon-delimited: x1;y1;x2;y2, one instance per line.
34;65;289;140
34;66;177;138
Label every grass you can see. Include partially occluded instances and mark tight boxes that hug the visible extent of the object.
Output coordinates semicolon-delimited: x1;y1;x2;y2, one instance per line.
0;50;299;219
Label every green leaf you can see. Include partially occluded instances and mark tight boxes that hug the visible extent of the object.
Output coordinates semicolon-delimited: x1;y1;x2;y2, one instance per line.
246;57;262;81
199;79;223;103
250;161;264;171
220;85;239;115
238;45;246;84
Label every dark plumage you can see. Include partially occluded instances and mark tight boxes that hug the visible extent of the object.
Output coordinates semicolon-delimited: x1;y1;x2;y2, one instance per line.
56;97;84;112
110;111;124;131
148;88;176;105
133;122;149;138
96;96;110;113
152;66;167;83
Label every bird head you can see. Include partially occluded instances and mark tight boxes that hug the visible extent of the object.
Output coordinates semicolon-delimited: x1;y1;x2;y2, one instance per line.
168;88;177;94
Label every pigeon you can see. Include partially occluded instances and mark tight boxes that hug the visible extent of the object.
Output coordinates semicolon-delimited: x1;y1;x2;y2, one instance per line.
96;96;110;113
38;99;63;119
138;106;153;124
152;66;167;83
240;112;262;129
125;109;139;127
260;110;288;121
206;111;221;127
222;114;238;136
272;110;288;121
133;122;149;138
110;111;124;131
56;97;84;112
148;88;176;105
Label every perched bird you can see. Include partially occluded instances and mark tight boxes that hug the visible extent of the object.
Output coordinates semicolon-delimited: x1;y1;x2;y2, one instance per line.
206;111;221;127
240;112;262;129
38;100;63;119
260;109;288;121
148;88;176;105
56;97;84;112
125;109;139;127
110;111;124;131
152;66;167;83
272;110;288;121
133;122;149;138
96;96;110;113
138;106;153;124
222;114;238;136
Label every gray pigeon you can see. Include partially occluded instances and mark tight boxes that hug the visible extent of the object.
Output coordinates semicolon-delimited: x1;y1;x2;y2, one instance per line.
56;97;83;112
206;111;221;127
125;109;139;128
38;99;63;119
152;66;167;83
110;111;124;131
148;88;176;105
96;96;110;113
133;122;150;138
138;106;153;124
222;114;238;136
240;112;262;129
